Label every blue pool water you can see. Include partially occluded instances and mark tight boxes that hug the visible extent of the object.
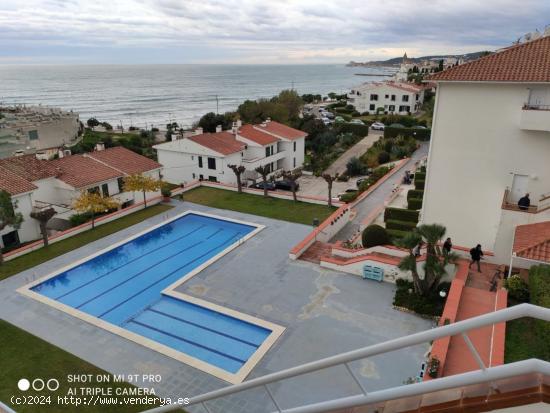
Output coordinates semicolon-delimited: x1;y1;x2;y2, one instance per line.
32;213;270;373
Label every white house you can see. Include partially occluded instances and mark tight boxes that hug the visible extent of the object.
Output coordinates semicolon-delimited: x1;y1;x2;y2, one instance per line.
154;120;306;186
0;146;162;249
348;81;425;115
421;35;550;266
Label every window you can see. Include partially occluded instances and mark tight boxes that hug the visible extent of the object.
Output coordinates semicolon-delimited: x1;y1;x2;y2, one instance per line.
293;157;296;168
416;94;420;101
369;104;375;111
88;186;100;194
266;147;270;157
117;177;124;192
389;105;395;112
293;141;296;152
208;176;217;182
199;174;204;181
391;95;396;101
191;155;194;160
101;183;109;197
192;173;196;179
402;95;409;102
370;94;378;101
198;156;203;168
207;157;216;170
385;94;389;99
399;105;411;112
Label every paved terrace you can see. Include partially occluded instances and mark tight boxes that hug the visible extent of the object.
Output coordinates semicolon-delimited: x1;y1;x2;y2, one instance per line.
0;201;432;413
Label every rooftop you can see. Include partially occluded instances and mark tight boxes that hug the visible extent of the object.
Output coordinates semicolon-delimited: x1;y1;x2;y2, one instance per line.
513;221;550;263
187;131;246;155
253;120;307;141
237;124;279;145
0;166;38;196
428;35;550;82
50;154;122;188
85;146;161;175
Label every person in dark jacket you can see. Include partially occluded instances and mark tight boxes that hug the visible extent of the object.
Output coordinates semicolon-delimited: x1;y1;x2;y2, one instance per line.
518;193;530;210
469;244;484;272
443;238;452;255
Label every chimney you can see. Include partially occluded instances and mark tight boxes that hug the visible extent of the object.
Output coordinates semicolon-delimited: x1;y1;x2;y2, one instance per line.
236;119;242;128
95;142;105;151
14;150;25;157
171;134;178;141
260;121;267;127
195;127;203;136
266;117;271;123
35;151;48;160
231;121;238;135
215;125;222;133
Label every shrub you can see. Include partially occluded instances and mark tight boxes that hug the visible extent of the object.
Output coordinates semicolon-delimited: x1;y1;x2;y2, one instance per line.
362;224;391;248
336;173;349;182
384;207;420;223
415;172;426;181
393;279;448;316
504;275;530;303
339;192;358;203
346;157;365;176
407;189;424;201
529;265;550;360
407;198;423;210
387;228;410;240
384;126;431;141
377;151;390;164
386;219;417;232
69;212;92;227
335;123;369;136
415;179;425;190
161;186;172;197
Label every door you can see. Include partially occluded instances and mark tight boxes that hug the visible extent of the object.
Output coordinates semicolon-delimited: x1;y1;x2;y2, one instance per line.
510;174;529;203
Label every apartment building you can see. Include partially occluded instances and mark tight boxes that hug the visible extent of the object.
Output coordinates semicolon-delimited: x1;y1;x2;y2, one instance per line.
422;35;550;266
154;119;306;186
348;81;425;115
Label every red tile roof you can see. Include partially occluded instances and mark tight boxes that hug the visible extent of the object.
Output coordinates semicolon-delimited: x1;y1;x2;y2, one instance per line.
428;36;550;82
237;124;279;145
187;131;246;155
513;221;550;263
0;154;58;181
0;166;38;195
254;121;307;141
86;146;161;175
50;155;123;188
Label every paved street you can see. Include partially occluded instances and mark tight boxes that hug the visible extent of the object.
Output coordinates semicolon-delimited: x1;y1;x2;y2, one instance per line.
323;131;382;175
333;142;429;242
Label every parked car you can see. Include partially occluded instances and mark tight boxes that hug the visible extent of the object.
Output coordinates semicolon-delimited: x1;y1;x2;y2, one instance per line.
349;119;365;125
251;181;277;191
324;111;335;119
275;180;300;191
371;122;385;130
334;116;346;123
321;117;332;126
337;188;358;199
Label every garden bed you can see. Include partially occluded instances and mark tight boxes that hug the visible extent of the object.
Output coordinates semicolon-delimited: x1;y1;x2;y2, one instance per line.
393;279;449;317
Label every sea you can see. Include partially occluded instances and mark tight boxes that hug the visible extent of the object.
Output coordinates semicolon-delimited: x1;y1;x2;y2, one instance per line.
0;64;394;129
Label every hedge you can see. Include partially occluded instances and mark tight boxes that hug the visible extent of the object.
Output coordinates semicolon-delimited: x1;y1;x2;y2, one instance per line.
335;123;369;136
386;219;418;232
415;172;426;181
407;198;423;210
415;179;425;190
339;192;358;203
384;126;431;141
387;228;410;239
362;225;390;248
384;207;420;223
407;189;424;201
529;265;550;360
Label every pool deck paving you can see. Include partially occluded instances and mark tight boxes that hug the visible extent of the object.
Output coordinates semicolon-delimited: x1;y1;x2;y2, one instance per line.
0;200;433;413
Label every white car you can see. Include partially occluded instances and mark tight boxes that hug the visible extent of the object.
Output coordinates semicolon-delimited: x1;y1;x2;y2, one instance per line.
371;122;385;130
349;119;365;125
321;117;332;125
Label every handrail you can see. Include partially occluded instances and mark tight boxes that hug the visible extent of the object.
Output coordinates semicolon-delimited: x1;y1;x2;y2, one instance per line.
0;400;17;413
141;304;550;413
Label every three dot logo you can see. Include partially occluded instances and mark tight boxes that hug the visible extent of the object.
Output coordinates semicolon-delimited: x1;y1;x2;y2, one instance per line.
18;378;59;392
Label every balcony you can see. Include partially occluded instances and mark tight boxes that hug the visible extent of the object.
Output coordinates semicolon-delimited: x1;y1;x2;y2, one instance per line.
502;189;550;213
520;104;550;132
241;149;287;170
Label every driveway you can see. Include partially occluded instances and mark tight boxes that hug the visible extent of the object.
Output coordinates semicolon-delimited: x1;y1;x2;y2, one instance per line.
323;130;382;175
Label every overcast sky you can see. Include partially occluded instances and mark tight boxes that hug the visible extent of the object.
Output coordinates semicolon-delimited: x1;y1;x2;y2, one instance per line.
1;0;549;64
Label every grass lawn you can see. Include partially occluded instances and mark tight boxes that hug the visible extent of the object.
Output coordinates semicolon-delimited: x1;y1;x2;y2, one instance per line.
0;319;164;413
181;187;336;225
0;204;173;281
504;318;546;363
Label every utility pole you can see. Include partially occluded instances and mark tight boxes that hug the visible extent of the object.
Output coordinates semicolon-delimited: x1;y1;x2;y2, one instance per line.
216;95;219;115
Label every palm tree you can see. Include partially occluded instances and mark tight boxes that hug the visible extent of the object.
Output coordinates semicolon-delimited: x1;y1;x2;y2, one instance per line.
322;173;339;207
228;164;246;193
254;165;271;197
397;223;459;296
30;207;56;247
283;170;302;202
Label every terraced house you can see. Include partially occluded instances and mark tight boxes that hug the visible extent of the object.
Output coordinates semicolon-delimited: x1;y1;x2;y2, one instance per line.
0;146;162;249
154;119;306;186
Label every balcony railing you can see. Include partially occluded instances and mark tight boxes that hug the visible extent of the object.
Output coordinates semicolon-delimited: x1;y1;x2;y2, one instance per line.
520;104;550;131
502;189;550;213
141;304;550;413
523;103;550;111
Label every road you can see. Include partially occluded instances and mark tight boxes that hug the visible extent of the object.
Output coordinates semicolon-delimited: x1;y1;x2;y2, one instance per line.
332;142;429;242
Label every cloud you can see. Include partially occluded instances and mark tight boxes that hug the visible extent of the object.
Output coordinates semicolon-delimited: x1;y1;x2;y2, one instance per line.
0;0;549;63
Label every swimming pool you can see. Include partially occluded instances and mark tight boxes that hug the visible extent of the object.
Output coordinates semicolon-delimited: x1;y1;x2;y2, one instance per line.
23;211;284;383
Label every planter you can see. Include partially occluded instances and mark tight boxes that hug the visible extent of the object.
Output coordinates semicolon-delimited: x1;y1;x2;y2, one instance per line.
427;356;440;378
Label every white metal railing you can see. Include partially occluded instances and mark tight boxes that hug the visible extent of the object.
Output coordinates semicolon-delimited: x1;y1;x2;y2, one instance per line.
141;303;550;413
